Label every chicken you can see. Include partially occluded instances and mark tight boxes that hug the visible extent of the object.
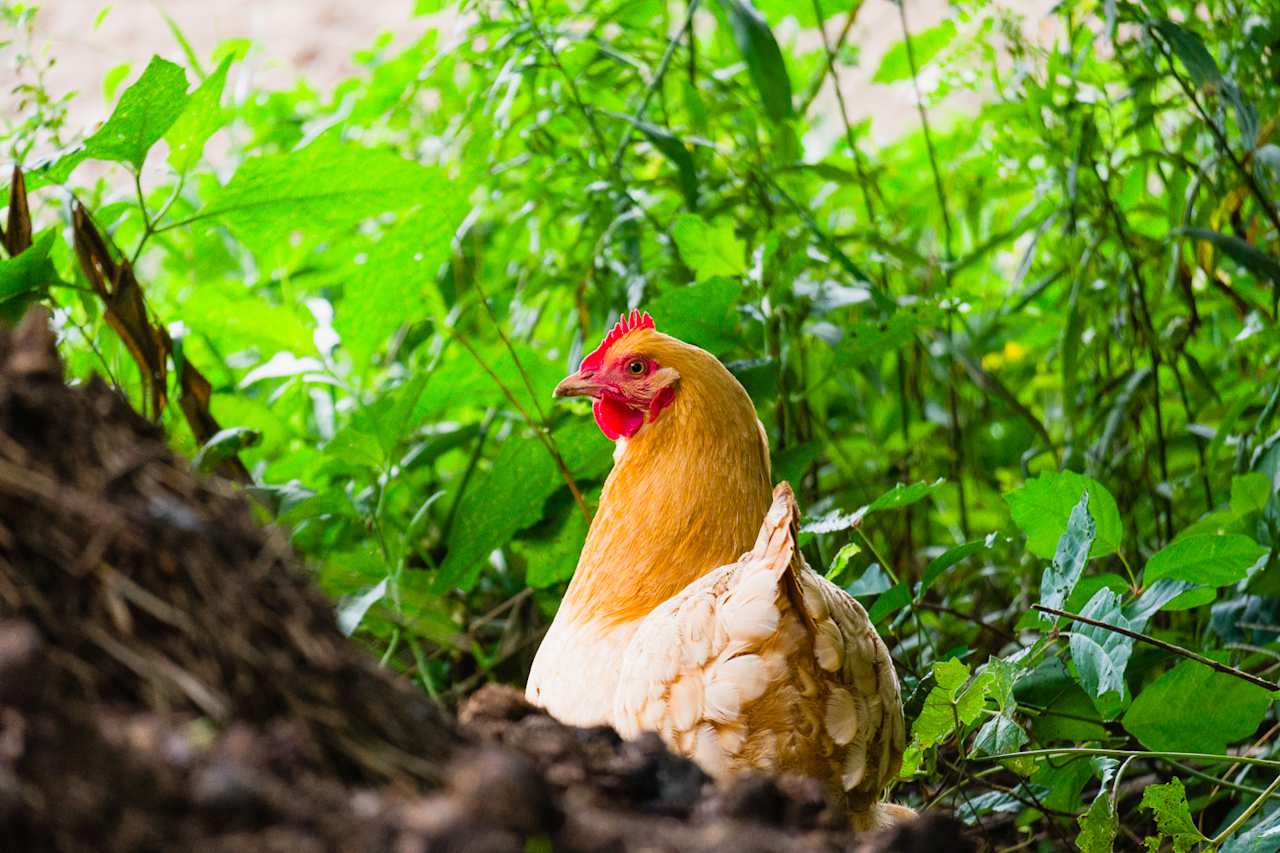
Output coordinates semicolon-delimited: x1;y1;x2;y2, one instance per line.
526;310;909;830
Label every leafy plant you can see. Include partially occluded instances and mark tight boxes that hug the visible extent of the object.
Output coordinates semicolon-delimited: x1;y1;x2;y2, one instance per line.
3;0;1279;848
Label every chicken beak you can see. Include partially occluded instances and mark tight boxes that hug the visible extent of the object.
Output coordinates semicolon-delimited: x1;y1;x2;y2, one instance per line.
553;370;602;399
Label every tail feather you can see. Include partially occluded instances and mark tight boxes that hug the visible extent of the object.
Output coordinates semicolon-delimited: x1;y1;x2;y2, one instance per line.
746;482;798;566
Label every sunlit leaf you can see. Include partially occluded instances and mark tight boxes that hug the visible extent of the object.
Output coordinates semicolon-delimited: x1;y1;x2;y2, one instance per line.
1006;470;1123;558
1139;779;1206;853
670;215;746;281
1144;534;1267;587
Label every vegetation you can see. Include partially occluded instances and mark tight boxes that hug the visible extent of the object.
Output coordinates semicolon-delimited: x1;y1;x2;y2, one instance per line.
3;0;1279;848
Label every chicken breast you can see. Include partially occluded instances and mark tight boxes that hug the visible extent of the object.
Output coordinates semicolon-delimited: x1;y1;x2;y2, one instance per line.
611;483;907;830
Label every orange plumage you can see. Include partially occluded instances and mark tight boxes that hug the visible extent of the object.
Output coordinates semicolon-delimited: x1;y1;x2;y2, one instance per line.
526;312;909;829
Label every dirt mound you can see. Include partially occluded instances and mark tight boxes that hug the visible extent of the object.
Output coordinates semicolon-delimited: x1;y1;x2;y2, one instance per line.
0;308;970;852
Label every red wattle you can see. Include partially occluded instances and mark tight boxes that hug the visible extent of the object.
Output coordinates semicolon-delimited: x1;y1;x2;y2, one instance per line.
593;396;645;440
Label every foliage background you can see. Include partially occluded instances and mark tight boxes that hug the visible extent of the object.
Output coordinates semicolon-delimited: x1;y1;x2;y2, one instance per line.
3;0;1279;849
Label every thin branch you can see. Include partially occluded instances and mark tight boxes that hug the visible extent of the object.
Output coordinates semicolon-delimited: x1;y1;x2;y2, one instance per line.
974;747;1280;772
1149;26;1280;238
449;329;592;524
1033;603;1280;692
1211;772;1280;847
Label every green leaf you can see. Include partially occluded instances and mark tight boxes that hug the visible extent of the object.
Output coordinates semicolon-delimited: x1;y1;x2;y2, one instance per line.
629;117;698;209
834;308;936;367
82;56;189;169
714;0;793;121
517;507;589;589
191;426;261;473
0;229;57;307
1039;491;1097;620
866;582;911;623
1222;806;1280;853
900;658;992;775
1230;472;1272;515
1150;20;1221;86
1123;659;1272;753
1176;227;1280;287
824;541;861;582
336;577;388;636
872;20;957;84
1006;470;1123;558
1144;534;1267;586
846;563;892;596
868;478;945;512
166;54;232;173
648;277;740;353
438;420;598;592
671;215;746;281
921;536;994;593
1138;779;1206;853
1076;791;1117;853
335;200;467;364
204;137;446;261
1069;588;1139;711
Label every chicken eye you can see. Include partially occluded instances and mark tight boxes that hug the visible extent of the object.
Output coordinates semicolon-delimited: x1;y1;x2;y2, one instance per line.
626;359;646;375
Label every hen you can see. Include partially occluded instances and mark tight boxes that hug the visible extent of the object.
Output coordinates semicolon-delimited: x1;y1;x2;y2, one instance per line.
526;310;909;829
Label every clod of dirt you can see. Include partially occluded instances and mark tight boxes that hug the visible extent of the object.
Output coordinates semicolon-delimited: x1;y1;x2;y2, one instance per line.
0;307;973;852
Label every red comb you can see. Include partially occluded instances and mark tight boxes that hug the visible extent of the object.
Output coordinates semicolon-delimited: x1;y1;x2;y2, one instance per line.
580;309;655;371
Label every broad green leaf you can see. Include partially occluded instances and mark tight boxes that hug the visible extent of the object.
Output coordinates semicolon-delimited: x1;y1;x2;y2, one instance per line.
0;229;57;307
518;507;589;589
1123;659;1272;753
82;56;189;169
203;138;445;261
335;200;467;364
714;0;793;121
921;535;995;593
439;420;601;591
1039;491;1096;620
1127;578;1196;623
629;117;698;209
866;582;910;623
872;20;957;84
1006;470;1123;558
671;215;746;281
901;659;992;775
846;563;893;596
648;277;740;353
868;478;945;512
971;713;1028;756
1230;472;1272;515
166;54;232;172
1139;779;1206;853
1077;791;1117;853
1069;587;1139;712
834;308;937;367
1177;227;1280;287
1144;534;1267;586
1150;20;1221;86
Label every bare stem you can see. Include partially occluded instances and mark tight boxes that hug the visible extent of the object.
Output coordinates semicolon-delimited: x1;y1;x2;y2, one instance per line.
1033;603;1280;692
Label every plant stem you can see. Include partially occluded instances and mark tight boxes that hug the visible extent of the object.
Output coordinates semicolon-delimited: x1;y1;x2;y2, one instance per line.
974;747;1280;772
1210;772;1280;847
1033;604;1280;692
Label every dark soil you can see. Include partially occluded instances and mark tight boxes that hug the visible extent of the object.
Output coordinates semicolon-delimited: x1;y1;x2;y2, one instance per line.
0;308;973;852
